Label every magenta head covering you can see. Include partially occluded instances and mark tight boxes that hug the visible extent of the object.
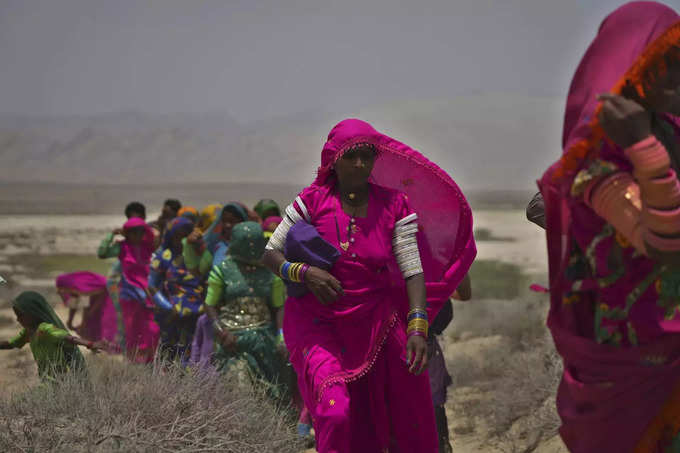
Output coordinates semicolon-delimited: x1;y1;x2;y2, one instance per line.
316;118;476;305
123;217;147;230
547;1;680;192
262;216;283;231
563;2;678;151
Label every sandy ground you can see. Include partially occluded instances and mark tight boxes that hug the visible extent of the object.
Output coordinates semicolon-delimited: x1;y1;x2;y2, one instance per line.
0;210;563;452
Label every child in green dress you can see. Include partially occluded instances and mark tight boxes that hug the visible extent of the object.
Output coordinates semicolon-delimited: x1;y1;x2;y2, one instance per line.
0;291;103;381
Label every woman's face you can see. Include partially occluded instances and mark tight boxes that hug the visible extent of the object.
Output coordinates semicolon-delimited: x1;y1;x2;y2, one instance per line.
643;49;680;115
651;87;680;116
261;208;279;220
221;211;243;241
13;308;37;329
171;227;191;249
125;227;145;245
161;204;178;221
334;145;376;190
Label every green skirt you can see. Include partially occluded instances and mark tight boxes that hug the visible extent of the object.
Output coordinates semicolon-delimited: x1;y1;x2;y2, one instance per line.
214;327;288;399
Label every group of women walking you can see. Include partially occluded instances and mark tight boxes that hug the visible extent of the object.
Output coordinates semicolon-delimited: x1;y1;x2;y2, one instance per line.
1;1;680;451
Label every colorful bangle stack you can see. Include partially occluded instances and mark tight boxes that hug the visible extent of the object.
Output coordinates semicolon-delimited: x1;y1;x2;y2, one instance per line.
279;261;310;283
406;308;428;338
624;137;680;253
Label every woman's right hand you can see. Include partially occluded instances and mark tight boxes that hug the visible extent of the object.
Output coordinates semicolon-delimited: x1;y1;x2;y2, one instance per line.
218;329;238;352
187;229;202;244
304;266;343;304
597;93;651;148
112;227;123;236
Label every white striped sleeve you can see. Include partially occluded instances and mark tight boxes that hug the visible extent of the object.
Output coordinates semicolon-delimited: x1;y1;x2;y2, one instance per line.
265;198;310;251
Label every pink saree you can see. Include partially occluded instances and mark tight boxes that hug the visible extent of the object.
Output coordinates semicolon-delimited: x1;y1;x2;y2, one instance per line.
283;119;476;452
118;218;159;363
539;3;680;451
56;271;118;348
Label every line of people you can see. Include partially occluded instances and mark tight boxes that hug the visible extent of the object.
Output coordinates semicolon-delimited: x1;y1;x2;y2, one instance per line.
3;2;679;451
1;191;468;452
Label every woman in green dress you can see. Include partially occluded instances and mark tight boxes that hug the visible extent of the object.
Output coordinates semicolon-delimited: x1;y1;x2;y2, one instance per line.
204;221;287;396
0;291;102;381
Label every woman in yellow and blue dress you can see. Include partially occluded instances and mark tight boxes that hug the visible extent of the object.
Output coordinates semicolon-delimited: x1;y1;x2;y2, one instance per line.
148;217;206;365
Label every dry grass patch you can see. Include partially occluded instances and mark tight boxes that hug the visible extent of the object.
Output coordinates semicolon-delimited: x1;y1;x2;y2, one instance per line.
0;356;304;453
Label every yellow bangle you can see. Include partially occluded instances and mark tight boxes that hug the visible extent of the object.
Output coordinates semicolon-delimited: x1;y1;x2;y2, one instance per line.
295;263;303;282
291;263;302;282
407;318;429;328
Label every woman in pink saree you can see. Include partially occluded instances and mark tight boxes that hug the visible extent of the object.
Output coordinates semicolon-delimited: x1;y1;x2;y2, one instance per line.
55;271;118;351
118;217;160;363
263;119;475;452
539;2;680;451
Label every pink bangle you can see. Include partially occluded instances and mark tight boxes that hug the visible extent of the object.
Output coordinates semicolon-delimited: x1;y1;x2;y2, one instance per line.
589;173;634;212
642;205;680;236
299;264;310;282
625;136;671;181
407;330;427;339
639;169;680;209
644;229;680;252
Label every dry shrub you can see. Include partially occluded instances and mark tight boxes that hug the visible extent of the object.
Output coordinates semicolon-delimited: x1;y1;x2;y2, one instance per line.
0;356;304;453
449;296;547;348
450;331;562;453
446;293;563;452
490;335;562;452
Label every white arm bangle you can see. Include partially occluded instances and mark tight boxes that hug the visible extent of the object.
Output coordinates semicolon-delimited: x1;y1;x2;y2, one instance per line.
265;198;311;251
393;214;423;278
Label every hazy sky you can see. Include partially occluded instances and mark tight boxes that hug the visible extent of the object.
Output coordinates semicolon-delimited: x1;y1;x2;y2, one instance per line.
0;0;668;123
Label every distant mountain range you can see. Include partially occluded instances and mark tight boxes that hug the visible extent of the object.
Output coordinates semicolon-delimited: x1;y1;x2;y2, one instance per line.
0;94;565;192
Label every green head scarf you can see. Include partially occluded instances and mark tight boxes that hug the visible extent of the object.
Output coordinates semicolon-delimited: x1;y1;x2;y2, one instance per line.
228;221;267;264
14;291;69;330
253;199;281;220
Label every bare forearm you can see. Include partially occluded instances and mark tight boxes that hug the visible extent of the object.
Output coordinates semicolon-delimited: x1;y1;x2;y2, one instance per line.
275;307;284;330
452;274;471;301
405;273;426;311
205;305;220;322
262;249;286;275
66;335;92;348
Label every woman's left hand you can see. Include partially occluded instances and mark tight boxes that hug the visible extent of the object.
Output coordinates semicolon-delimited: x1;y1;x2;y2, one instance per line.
406;335;428;375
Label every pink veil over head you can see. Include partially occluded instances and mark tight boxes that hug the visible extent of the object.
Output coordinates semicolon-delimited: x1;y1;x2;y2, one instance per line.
541;1;680;323
315;118;476;312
